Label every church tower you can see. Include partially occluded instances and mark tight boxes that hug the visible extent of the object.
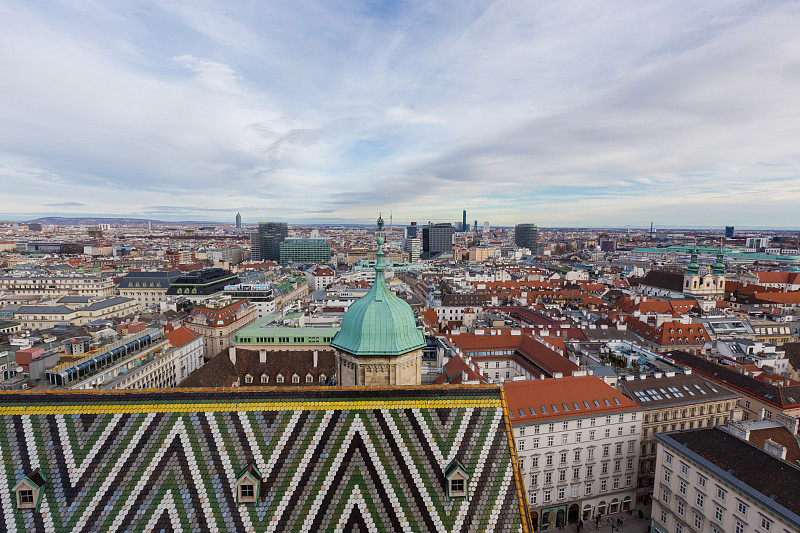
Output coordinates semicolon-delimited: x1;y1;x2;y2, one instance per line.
331;215;426;386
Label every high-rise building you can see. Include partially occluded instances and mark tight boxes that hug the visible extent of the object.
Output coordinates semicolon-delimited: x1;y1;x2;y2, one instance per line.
725;225;735;238
474;220;478;232
236;212;242;229
514;223;538;251
402;222;421;260
422;223;454;259
250;222;288;261
279;238;331;265
462;210;467;232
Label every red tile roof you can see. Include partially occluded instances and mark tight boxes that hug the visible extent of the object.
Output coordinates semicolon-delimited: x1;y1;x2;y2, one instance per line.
504;376;639;424
166;326;201;348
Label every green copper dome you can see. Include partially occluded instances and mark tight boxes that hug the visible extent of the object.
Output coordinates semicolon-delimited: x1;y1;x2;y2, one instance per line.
331;233;425;356
711;243;726;275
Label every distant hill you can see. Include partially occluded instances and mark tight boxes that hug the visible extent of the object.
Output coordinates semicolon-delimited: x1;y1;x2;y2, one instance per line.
26;217;226;227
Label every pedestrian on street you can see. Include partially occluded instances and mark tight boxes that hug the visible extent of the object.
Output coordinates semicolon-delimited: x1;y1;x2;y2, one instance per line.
577;519;583;532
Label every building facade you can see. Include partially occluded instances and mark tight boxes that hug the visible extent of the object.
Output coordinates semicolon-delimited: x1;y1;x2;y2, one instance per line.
184;298;258;359
616;372;741;502
421;223;454;259
651;427;800;533
515;223;539;251
0;274;116;298
118;270;183;307
505;376;642;530
279;238;331;265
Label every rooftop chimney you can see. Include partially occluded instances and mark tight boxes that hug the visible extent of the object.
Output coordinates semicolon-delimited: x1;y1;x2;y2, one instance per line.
764;438;788;460
229;346;236;366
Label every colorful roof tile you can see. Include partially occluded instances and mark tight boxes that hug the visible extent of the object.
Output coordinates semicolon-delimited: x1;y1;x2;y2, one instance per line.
0;386;530;532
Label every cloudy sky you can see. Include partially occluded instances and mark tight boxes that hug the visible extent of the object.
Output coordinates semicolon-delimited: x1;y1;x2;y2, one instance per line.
2;1;800;227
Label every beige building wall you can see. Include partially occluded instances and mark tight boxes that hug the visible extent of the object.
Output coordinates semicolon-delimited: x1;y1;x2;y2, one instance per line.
336;349;422;386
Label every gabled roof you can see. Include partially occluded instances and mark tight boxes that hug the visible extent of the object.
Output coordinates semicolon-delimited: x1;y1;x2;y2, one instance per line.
504;376;639;424
668;350;800;409
0;387;531;532
165;326;201;348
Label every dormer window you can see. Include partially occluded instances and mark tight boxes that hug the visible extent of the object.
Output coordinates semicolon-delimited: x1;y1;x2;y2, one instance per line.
235;464;262;505
13;469;46;511
306;374;313;383
319;374;326;384
244;374;253;384
444;459;469;501
276;374;284;384
261;375;268;384
292;374;300;384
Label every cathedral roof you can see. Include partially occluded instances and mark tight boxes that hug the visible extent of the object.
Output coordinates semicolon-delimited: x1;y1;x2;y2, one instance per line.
0;386;530;532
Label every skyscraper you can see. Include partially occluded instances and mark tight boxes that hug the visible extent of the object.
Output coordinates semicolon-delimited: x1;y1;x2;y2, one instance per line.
236;212;242;229
514;223;539;252
725;226;735;239
462;210;467;232
250;222;288;261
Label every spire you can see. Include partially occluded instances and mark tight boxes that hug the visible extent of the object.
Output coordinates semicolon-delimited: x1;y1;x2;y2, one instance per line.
712;238;726;275
686;239;700;275
375;215;385;274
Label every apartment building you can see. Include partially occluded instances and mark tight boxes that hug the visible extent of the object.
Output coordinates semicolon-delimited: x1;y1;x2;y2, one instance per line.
184;298;257;358
104;327;203;389
652;427;800;533
616;371;741;502
505;375;642;530
0;274;116;298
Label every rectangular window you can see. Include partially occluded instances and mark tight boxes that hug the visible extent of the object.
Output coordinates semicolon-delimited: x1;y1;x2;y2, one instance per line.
573;467;580;479
546;455;553;466
715;507;723;521
518;440;525;451
544;489;551;502
717;488;726;501
681;463;689;475
625;475;632;487
602;463;609;474
545;472;552;484
660;510;667;524
548;436;554;446
735;521;744;533
531;474;538;486
241;484;254;498
696;493;704;508
587;465;593;477
761;517;771;531
585;483;592;495
559;470;566;482
562;434;568;445
613;478;620;489
531;493;537;505
614;460;621;472
603;445;610;457
600;479;607;492
574;450;581;462
662;489;670;504
698;475;706;487
664;470;671;483
666;453;673;464
576;432;582;443
676;524;683;533
737;501;747;515
19;490;34;505
451;479;464;493
679;481;686;495
677;500;684;516
616;443;623;455
560;451;567;464
694;514;702;529
532;457;539;468
533;438;539;449
558;487;565;499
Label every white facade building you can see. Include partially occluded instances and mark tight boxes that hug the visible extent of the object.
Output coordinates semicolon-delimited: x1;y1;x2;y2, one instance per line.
505;376;642;530
652;426;800;533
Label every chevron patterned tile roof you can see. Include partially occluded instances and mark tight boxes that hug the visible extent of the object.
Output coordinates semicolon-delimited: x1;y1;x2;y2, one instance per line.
0;386;530;532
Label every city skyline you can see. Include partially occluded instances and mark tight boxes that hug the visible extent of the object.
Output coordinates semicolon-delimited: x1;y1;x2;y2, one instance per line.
2;1;800;226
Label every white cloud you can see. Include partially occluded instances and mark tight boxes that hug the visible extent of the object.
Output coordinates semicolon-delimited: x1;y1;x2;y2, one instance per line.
0;0;799;226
